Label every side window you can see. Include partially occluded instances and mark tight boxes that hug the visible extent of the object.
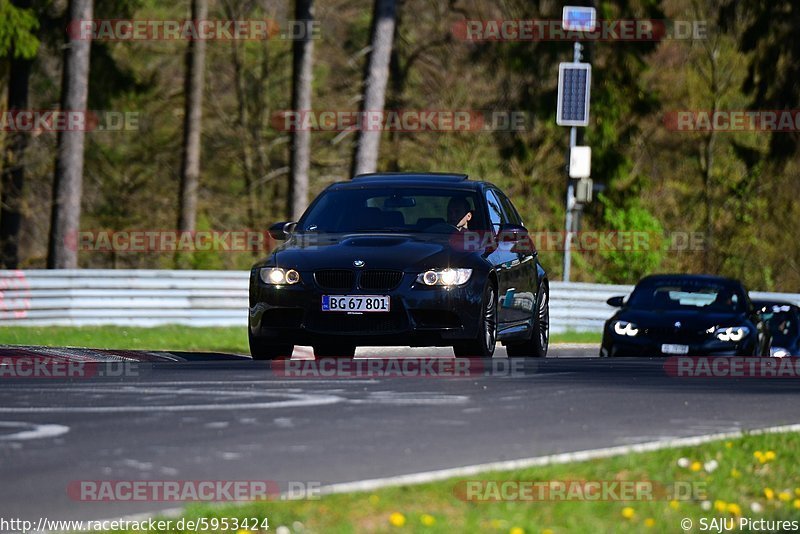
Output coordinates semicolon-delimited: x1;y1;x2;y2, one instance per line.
497;191;523;226
485;190;505;233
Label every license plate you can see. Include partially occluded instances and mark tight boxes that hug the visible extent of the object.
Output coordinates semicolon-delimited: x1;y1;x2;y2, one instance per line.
321;295;390;313
661;344;689;355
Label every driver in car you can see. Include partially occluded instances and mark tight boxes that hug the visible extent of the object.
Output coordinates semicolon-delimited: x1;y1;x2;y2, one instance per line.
447;197;472;231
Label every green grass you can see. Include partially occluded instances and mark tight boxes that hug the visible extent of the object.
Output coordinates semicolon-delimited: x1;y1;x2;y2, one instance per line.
94;431;800;533
0;325;249;354
0;326;601;353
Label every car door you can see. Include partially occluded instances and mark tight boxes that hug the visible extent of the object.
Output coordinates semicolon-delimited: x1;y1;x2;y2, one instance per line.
495;190;537;326
484;189;518;329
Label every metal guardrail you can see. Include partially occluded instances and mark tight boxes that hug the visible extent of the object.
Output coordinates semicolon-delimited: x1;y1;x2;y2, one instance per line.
1;270;798;332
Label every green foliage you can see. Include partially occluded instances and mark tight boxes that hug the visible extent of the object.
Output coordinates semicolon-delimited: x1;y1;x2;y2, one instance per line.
596;195;665;284
3;0;800;291
0;0;39;59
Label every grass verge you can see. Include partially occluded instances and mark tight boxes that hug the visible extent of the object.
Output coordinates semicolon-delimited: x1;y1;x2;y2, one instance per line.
92;430;800;533
0;326;601;353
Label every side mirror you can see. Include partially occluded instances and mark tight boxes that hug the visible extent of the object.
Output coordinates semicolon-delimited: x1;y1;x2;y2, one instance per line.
497;224;528;242
268;221;297;240
606;296;625;307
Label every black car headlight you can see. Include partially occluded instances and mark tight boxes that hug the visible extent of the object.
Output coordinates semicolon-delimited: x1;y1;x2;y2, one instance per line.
260;267;301;285
416;268;472;286
613;320;639;337
713;326;750;342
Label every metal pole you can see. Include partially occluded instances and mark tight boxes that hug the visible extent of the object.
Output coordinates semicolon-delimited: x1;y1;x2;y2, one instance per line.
562;41;582;282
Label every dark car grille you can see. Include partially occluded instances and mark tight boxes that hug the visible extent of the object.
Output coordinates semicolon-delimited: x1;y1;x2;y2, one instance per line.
359;270;403;290
306;310;408;334
643;326;708;342
314;270;355;290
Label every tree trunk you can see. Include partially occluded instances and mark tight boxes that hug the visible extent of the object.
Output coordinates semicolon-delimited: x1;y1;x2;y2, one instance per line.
0;49;33;268
288;0;315;221
176;0;207;247
47;0;92;269
350;0;397;177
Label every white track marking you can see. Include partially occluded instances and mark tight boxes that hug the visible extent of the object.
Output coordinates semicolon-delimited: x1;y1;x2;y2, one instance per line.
0;421;70;441
0;391;343;414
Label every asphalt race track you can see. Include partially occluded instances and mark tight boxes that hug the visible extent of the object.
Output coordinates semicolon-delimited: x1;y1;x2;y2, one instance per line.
2;344;800;521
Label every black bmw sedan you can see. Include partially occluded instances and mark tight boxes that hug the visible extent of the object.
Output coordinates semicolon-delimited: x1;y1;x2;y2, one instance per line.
248;172;549;359
600;274;770;357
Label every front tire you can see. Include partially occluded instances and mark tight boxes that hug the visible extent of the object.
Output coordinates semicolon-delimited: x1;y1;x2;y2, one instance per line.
453;282;497;358
505;283;549;358
249;331;293;360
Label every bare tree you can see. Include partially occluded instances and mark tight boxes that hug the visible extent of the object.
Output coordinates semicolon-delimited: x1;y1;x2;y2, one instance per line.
288;0;315;220
350;0;397;177
0;50;33;268
176;0;208;265
47;0;92;268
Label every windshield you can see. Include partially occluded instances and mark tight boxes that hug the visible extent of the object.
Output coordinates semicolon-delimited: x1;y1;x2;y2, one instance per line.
763;306;799;342
297;187;486;233
627;279;747;313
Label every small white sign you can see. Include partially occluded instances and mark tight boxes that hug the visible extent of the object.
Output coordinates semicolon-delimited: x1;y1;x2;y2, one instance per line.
562;6;597;32
569;146;591;178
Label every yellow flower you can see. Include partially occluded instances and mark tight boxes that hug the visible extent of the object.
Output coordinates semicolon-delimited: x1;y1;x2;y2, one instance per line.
779;491;791;502
621;507;635;520
237;530;250;534
369;494;380;505
794;499;800;509
690;461;702;472
731;468;741;478
764;488;775;500
389;512;406;527
644;518;656;528
754;451;765;462
509;528;524;534
714;500;728;513
727;503;742;516
795;488;800;497
669;500;680;510
725;441;733;449
420;514;435;527
765;451;776;461
542;530;554;534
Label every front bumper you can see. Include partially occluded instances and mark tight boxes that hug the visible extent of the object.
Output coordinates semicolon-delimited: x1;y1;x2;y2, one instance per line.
249;270;485;346
601;330;758;357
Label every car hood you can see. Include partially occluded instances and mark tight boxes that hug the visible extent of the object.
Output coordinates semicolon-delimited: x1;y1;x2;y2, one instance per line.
612;308;752;331
261;233;476;271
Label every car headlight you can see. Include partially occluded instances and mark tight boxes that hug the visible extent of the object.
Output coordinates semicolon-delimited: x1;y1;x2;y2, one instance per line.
416;268;472;286
770;347;790;358
613;321;639;337
714;326;750;342
260;267;301;285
